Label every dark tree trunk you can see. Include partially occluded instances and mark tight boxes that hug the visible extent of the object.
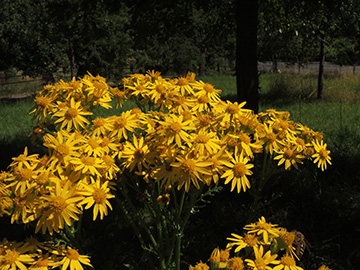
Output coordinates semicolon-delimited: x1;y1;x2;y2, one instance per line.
236;0;259;113
317;33;325;100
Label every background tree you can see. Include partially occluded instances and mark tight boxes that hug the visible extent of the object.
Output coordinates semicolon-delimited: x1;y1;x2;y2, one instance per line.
236;0;259;113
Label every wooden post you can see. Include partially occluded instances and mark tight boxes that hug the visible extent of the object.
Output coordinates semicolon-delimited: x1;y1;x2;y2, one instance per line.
0;71;6;91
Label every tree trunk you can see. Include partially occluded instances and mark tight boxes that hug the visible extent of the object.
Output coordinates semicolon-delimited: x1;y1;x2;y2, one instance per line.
236;0;259;113
317;33;325;100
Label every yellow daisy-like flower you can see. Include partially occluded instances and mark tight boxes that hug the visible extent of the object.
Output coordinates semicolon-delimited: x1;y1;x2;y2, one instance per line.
170;95;195;114
10;147;39;170
173;74;195;96
273;143;305;170
35;181;83;235
191;95;214;112
147;78;171;104
245;245;279;270
11;189;37;224
29;254;58;270
204;147;229;185
109;111;139;140
6;166;37;194
260;124;282;155
125;79;150;99
192;80;222;102
273;255;303;270
53;98;92;131
55;247;92;270
121;135;149;172
80;136;105;158
80;179;114;220
189;130;221;155
157;114;195;148
0;246;34;270
244;216;280;244
90;117;112;137
277;229;298;259
312;140;331;171
31;95;55;121
171;155;212;192
226;232;259;253
71;154;105;179
221;152;254;193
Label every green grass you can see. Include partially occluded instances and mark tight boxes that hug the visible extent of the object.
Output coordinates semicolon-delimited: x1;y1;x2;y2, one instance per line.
0;100;33;142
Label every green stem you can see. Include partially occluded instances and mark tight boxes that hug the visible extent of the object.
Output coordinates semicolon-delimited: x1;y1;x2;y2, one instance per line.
114;195;156;270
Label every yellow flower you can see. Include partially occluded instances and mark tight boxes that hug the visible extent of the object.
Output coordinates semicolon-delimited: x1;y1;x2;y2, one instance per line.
221;152;254;193
109;111;139;140
204;147;229;185
171;155;212;192
35;181;83;235
226;257;244;270
245;245;279;270
260;124;282;155
29;254;58;270
125;79;150;99
71;154;105;179
277;229;298;259
189;130;221;155
157;114;195;148
121;136;149;172
174;74;195;96
191;80;222;102
11;189;37;224
6;166;37;194
10;147;39;170
189;261;209;270
80;135;105;157
53;98;92;131
0;248;34;270
227;233;258;253
90;117;112;137
273;255;303;270
273;143;304;170
170;95;196;114
43;131;81;171
244;217;280;244
209;248;220;263
312;140;331;171
55;247;92;270
31;95;55;121
80;179;115;220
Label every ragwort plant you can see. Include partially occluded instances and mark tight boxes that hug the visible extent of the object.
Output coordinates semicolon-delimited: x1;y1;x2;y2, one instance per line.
0;71;331;270
190;217;333;270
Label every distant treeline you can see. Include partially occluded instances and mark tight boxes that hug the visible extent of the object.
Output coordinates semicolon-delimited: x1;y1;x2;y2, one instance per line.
1;0;359;80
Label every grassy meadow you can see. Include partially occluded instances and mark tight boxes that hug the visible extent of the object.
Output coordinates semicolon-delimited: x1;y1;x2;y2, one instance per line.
0;72;360;269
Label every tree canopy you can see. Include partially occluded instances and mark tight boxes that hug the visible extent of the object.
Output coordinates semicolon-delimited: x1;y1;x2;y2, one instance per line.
1;0;359;80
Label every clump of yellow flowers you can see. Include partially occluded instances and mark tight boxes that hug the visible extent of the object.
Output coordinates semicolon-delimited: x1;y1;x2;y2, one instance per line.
190;217;332;270
0;71;331;270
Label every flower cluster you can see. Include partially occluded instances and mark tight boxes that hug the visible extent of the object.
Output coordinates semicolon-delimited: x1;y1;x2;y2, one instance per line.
190;217;331;270
0;237;91;270
0;71;332;269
